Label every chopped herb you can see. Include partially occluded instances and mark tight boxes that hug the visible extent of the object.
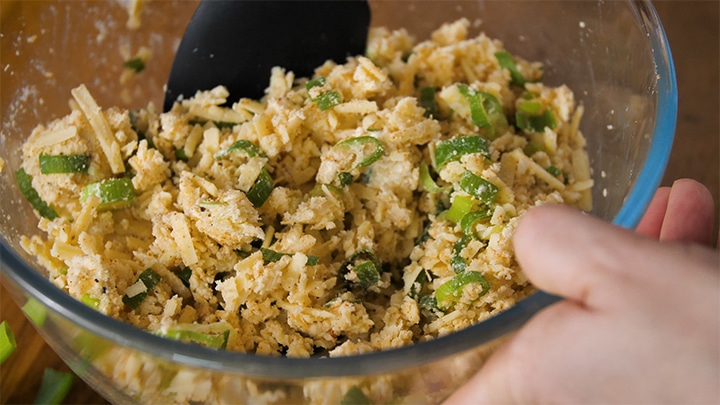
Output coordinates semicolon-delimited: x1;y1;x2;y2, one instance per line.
81;178;136;210
123;268;162;309
123;57;145;73
494;50;526;86
245;168;274;207
34;369;74;405
546;165;562;177
38;153;90;174
175;148;189;162
16;168;58;220
459;171;499;205
420;86;437;118
418;294;441;317
338;172;354;187
434;135;490;169
177;267;192;287
260;248;318;266
0;321;17;365
342;250;383;289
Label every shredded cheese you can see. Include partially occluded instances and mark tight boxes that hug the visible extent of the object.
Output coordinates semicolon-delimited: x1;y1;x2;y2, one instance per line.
71;84;125;174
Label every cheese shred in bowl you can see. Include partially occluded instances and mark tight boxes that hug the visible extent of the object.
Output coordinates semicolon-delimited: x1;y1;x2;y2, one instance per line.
18;19;591;360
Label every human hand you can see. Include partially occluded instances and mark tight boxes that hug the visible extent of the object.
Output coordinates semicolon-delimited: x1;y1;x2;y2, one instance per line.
445;179;719;404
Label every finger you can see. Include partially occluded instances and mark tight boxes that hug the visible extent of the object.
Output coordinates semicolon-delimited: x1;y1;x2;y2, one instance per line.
512;204;648;308
659;179;715;246
635;186;671;238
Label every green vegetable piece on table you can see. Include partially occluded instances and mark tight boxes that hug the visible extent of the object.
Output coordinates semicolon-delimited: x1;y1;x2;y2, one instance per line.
15;168;58;220
34;368;74;405
123;268;162;309
457;84;508;139
245;168;274;207
22;297;47;327
81;177;136;210
0;320;17;365
459;171;499;204
38;153;90;174
435;271;491;311
434;135;490;169
494;50;526;86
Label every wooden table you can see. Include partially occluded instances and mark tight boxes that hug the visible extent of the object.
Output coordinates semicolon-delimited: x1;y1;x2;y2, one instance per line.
1;2;718;403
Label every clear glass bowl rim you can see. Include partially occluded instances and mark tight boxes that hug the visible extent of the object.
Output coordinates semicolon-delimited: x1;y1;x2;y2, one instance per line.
0;0;677;379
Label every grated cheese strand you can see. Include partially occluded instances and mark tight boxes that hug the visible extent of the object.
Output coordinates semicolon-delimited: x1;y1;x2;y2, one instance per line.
71;84;125;174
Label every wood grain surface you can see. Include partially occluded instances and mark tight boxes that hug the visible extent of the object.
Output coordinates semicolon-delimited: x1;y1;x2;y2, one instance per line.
1;2;718;404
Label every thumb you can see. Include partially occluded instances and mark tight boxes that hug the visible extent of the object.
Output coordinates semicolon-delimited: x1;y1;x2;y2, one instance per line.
512;204;654;309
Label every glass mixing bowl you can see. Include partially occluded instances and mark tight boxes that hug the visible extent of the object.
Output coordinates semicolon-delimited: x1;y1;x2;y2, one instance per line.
0;1;676;403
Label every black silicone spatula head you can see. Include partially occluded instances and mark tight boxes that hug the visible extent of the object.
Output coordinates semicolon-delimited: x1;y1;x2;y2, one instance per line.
163;0;371;112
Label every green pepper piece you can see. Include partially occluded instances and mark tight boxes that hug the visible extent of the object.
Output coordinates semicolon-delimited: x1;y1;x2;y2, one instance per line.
306;76;342;111
457;84;508;140
494;50;526;86
434;135;490;169
0;321;17;365
335;136;385;169
215;140;267;160
245;168;274;207
34;369;74;405
81;178;136;210
161;329;230;350
435;271;491;311
15;168;58;220
123;268;162;309
419;162;448;193
38;153;90;174
420;86;437;118
446;195;475;223
459;171;499;205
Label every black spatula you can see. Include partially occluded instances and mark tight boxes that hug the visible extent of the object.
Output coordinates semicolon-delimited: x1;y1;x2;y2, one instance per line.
163;0;371;112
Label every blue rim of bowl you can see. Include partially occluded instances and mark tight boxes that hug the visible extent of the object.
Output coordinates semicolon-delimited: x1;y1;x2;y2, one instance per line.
0;0;677;380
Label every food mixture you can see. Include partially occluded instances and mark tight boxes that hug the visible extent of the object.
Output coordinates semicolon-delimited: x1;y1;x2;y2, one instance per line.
18;19;592;358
